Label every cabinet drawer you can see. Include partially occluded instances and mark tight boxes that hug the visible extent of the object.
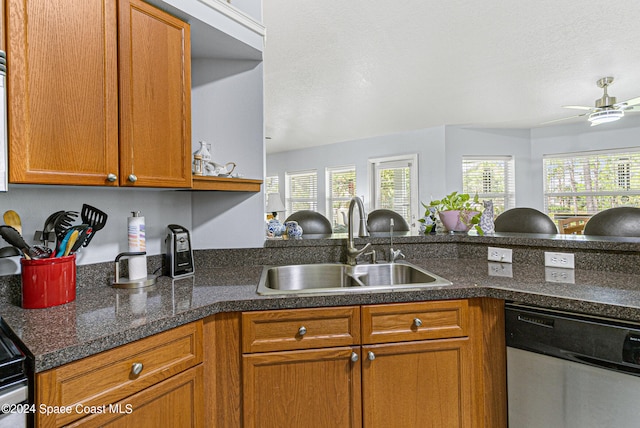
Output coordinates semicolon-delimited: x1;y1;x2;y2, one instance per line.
242;306;360;353
361;300;468;344
36;321;202;427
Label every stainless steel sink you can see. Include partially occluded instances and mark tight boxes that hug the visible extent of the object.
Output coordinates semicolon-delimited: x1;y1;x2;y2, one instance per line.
257;261;452;295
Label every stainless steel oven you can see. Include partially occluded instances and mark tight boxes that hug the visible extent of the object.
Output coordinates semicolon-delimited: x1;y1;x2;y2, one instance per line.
0;319;28;428
506;303;640;428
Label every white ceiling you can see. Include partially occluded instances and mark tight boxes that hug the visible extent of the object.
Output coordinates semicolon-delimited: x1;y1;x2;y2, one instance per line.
263;0;640;153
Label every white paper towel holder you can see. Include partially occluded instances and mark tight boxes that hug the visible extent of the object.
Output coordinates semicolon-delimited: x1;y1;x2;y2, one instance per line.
112;251;158;289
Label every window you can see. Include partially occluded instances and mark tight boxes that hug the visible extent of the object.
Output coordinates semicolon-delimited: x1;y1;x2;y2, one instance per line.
369;154;419;231
462;156;515;215
265;175;279;194
326;166;356;231
543;149;640;218
285;170;318;216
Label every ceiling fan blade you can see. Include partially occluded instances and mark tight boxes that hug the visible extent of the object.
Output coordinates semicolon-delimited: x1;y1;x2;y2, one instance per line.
618;96;640;107
541;113;589;125
562;105;593;111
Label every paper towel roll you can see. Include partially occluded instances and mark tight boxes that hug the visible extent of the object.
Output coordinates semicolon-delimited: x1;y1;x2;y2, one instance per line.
128;212;147;280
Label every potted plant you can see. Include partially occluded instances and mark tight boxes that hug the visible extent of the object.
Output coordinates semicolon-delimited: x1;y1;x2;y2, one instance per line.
423;191;484;234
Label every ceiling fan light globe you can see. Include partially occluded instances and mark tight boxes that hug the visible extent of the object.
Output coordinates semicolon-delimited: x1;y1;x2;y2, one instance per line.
588;109;624;126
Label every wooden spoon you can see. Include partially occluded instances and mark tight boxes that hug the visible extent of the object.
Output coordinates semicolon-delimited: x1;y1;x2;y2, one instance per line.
3;210;22;235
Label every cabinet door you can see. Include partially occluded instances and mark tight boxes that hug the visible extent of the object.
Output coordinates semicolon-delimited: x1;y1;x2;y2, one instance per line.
118;0;192;188
7;0;119;185
66;365;204;428
362;338;472;428
243;346;362;428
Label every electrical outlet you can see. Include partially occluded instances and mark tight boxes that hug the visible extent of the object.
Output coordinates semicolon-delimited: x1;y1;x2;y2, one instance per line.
545;267;575;284
544;252;575;269
487;247;513;263
488;262;513;278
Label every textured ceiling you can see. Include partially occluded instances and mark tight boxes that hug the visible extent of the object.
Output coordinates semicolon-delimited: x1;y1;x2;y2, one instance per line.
263;0;640;153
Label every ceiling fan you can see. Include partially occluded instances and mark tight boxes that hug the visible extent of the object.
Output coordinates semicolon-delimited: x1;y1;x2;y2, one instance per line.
544;77;640;126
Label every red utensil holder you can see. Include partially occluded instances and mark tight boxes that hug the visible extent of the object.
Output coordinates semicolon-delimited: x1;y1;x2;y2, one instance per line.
21;255;76;309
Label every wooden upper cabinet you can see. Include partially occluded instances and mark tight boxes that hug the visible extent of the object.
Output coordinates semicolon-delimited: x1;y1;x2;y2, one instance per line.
118;0;192;188
6;0;191;188
7;0;120;186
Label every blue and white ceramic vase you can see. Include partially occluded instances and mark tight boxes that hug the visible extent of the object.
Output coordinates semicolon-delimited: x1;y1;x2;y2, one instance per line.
285;221;303;239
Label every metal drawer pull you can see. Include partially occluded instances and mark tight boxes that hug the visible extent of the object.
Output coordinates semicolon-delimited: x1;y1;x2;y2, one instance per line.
351;352;359;362
107;173;117;182
298;326;307;336
131;362;144;376
368;351;376;361
413;318;423;328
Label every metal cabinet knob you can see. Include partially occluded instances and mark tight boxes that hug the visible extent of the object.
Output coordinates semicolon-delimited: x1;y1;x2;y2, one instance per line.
298;326;307;336
351;352;359;362
128;174;138;183
131;362;144;376
368;351;375;361
107;173;117;182
413;318;423;328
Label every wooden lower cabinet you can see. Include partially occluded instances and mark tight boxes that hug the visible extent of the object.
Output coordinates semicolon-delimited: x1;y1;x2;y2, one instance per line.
362;339;472;427
67;365;204;427
243;347;362;428
35;321;203;427
235;299;506;428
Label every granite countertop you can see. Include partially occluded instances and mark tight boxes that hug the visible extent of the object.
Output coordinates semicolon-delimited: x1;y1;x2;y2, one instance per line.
3;256;640;372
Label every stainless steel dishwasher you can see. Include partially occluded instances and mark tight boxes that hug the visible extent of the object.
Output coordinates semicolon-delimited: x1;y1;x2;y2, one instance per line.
506;303;640;428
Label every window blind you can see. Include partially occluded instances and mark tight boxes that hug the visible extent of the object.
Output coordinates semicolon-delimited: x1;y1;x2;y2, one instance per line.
374;159;412;221
462;156;515;214
326;166;356;228
543;148;640;216
285;170;318;216
265;176;279;194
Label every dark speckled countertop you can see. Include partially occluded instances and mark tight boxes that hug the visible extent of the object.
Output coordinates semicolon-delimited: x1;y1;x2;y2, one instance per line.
2;258;640;372
2;234;640;372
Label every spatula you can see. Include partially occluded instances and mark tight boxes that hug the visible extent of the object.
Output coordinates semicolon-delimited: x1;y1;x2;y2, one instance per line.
81;204;108;247
3;210;22;235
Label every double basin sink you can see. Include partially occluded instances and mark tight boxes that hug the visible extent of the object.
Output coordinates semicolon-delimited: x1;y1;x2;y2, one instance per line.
257;261;452;295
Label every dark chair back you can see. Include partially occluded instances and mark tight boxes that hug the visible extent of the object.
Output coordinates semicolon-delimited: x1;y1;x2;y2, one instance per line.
285;210;332;236
367;209;410;232
583;207;640;237
494;208;558;234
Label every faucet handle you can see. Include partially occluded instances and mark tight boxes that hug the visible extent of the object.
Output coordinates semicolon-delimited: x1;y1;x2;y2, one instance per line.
390;248;405;263
364;249;377;264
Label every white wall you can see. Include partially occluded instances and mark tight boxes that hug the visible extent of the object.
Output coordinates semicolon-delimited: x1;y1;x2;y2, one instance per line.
267;126;447;217
0;186;192;274
267;118;640;216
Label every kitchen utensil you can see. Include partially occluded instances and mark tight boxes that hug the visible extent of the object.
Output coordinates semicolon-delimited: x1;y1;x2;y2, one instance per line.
61;230;79;257
40;210;64;247
70;225;91;253
30;245;52;259
3;210;22;235
0;225;31;260
0;246;21;258
80;204;108;247
55;229;74;258
53;211;78;251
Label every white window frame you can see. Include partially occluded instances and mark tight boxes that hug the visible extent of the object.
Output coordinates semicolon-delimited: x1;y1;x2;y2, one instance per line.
462;155;515;214
326;165;356;230
368;154;419;233
543;148;640;218
285;169;318;218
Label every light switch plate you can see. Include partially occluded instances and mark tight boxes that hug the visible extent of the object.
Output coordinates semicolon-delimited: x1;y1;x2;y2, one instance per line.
544;252;575;269
488;247;513;263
